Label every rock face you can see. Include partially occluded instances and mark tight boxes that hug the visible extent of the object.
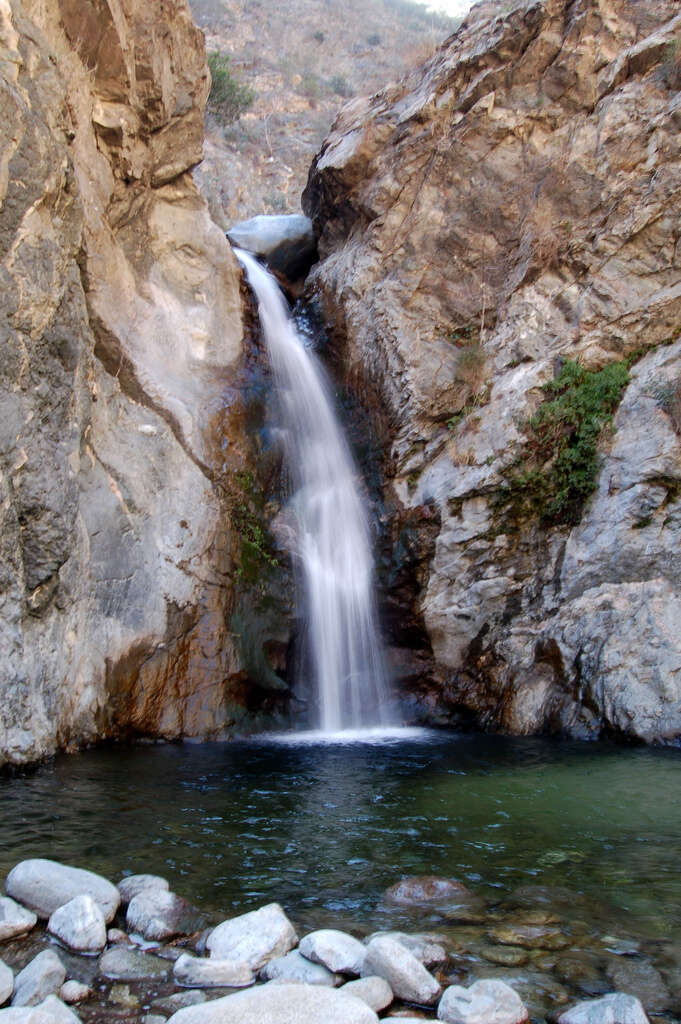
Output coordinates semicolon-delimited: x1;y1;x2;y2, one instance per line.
304;0;681;742
0;0;271;768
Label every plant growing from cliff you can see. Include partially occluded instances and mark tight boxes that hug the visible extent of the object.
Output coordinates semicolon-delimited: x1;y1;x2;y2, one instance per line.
229;470;279;584
494;359;630;526
207;52;255;124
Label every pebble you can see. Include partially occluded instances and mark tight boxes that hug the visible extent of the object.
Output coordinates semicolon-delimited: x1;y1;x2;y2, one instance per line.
58;982;90;1005
109;983;140;1008
299;929;367;975
481;945;529;967
5;860;120;924
361;936;440;1005
206;903;298;971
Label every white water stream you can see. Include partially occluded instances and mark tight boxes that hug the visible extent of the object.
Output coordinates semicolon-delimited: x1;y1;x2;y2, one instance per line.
236;249;391;732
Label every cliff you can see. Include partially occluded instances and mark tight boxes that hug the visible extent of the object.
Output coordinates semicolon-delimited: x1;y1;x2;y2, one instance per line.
304;0;681;741
0;0;263;766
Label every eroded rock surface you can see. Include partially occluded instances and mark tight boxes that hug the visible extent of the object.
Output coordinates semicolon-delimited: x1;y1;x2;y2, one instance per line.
304;0;681;742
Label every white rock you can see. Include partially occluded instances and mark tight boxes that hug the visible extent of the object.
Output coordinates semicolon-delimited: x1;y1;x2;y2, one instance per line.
48;895;106;954
299;929;366;975
6;861;119;923
35;996;81;1023
164;982;378;1024
117;875;169;906
439;979;529;1024
126;889;203;941
366;931;447;967
341;976;393;1011
0;1008;53;1023
206;903;297;971
362;936;440;1005
0;899;37;941
262;950;338;986
58;982;90;1005
0;959;13;1005
11;951;66;1008
173;953;254;989
558;993;649;1024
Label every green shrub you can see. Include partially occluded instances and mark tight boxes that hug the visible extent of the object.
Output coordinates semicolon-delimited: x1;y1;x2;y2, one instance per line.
313;30;325;43
367;33;381;46
299;70;322;101
329;73;353;99
207;52;255;124
494;359;630;526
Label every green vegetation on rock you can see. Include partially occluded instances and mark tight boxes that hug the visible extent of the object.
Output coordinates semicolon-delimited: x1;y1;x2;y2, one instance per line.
207;51;255;123
494;359;630;526
229;470;279;583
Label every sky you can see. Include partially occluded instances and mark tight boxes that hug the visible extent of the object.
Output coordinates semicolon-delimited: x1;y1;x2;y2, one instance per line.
420;0;474;17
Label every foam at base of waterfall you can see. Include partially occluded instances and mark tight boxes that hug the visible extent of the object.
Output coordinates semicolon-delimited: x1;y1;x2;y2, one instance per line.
249;726;437;746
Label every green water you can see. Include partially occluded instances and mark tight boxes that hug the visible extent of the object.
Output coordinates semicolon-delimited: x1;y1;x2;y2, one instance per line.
1;731;680;944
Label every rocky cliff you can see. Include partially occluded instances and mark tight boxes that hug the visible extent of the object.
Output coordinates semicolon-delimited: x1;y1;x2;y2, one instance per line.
304;0;681;742
0;0;272;767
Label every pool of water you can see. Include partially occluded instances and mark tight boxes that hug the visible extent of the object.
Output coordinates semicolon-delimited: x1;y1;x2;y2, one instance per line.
1;730;680;947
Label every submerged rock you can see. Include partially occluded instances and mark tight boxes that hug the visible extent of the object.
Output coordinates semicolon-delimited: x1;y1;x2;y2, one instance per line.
206;903;298;971
488;923;569;951
126;889;204;941
438;979;529;1024
605;959;669;1013
261;949;338;986
361;935;440;1005
47;895;107;954
164;981;378;1023
6;861;120;923
299;929;367;975
11;950;66;1008
0;899;37;942
558;993;649;1024
384;876;475;908
173;952;254;988
98;947;170;982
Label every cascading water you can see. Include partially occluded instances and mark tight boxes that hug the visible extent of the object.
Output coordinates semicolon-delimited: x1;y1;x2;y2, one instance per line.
236;249;391;733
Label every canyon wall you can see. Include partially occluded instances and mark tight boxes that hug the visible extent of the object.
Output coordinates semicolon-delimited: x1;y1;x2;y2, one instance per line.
305;0;681;741
0;0;267;767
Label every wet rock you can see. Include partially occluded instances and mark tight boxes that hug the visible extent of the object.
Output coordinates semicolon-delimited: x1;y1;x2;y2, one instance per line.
164;982;378;1023
558;993;649;1024
106;929;130;945
34;996;81;1023
227;214;316;281
109;984;139;1009
341;976;393;1011
152;990;207;1014
366;932;447;967
555;957;609;996
487;923;569;951
362;936;440;1005
126;889;205;942
144;1017;168;1024
98;946;170;981
481;946;529;968
173;952;254;988
299;929;367;975
206;903;297;971
12;950;66;1007
47;895;107;954
117;875;169;906
6;861;120;923
0;958;13;1004
384;877;477;911
262;949;338;986
605;958;670;1013
58;982;90;1005
438;979;529;1024
0;899;38;942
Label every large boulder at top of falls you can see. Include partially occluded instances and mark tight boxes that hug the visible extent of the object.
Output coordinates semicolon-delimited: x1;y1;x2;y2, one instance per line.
227;214;317;280
303;0;681;743
6;860;120;923
0;0;257;771
165;982;379;1024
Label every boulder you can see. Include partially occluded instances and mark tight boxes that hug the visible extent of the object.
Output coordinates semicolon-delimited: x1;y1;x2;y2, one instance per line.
384;876;475;908
558;993;650;1024
47;895;107;954
165;982;378;1023
262;949;338;986
173;953;254;988
126;889;205;941
98;947;170;982
361;936;440;1005
6;861;119;923
0;899;38;942
438;979;529;1024
206;903;297;971
117;875;169;906
366;932;447;967
11;951;66;1008
299;929;366;975
58;982;90;1005
0;959;13;1005
341;976;393;1012
227;214;316;281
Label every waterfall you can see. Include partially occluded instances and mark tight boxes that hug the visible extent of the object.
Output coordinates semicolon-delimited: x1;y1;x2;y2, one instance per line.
235;249;391;732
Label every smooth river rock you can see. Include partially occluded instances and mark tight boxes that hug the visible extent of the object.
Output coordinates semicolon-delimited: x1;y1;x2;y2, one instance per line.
299;929;367;975
558;993;650;1024
362;936;440;1005
98;947;170;982
117;875;169;906
0;959;13;1005
341;976;393;1012
439;979;529;1024
126;889;204;941
47;895;107;954
58;982;90;1005
0;900;37;942
206;903;298;971
605;959;670;1012
366;931;448;967
384;876;475;908
173;953;254;988
6;861;120;923
33;996;81;1023
165;982;378;1024
261;949;338;986
11;951;66;1008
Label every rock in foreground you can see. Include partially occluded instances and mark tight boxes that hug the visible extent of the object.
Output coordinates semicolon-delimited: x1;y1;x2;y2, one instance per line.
261;949;337;986
126;889;204;941
11;950;65;1008
206;903;297;971
558;993;649;1024
117;875;169;906
0;899;37;942
165;982;378;1023
299;929;367;975
47;894;107;953
362;936;440;1005
439;979;529;1024
6;861;120;923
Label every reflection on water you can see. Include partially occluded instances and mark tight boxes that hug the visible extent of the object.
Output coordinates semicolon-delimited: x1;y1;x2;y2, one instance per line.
1;732;680;943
